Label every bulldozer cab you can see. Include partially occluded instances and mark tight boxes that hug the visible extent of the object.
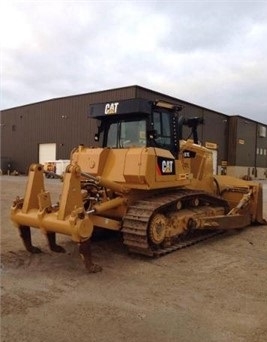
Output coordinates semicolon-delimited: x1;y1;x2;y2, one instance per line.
90;99;183;158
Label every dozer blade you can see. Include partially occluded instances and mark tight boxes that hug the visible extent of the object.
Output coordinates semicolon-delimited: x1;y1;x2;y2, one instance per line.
254;183;266;224
214;175;266;225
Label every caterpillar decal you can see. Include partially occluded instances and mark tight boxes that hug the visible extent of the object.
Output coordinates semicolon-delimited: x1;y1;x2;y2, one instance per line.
104;102;119;114
157;157;175;175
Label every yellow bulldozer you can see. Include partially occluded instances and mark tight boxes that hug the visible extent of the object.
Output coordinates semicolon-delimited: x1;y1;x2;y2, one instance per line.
10;99;266;272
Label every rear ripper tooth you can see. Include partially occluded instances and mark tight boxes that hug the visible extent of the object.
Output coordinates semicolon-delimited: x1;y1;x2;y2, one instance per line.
122;189;228;257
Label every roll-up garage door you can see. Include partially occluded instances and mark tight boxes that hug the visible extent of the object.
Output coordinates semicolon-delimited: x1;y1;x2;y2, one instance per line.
39;143;56;164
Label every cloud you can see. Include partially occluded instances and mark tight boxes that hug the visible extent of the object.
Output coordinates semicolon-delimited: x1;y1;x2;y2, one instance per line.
1;1;267;123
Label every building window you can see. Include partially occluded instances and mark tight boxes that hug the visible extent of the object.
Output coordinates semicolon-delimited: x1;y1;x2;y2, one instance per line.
258;126;266;138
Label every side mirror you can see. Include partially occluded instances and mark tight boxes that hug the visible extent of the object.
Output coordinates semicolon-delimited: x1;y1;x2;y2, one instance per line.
148;129;158;140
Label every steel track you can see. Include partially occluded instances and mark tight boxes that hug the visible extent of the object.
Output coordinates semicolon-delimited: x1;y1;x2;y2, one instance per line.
122;189;228;257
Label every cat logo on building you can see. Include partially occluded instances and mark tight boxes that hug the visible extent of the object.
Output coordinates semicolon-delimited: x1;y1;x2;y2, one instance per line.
157;157;175;175
105;102;119;114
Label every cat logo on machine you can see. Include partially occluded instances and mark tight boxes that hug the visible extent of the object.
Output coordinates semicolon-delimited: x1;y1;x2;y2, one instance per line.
157;157;175;175
104;102;119;114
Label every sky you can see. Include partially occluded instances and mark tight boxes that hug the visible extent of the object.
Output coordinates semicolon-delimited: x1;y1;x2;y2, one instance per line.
1;0;267;124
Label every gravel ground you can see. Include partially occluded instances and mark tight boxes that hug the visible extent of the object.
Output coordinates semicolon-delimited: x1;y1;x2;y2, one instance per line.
1;175;267;342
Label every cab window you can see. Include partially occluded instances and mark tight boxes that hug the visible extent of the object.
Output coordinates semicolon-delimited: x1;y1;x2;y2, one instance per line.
153;111;171;149
106;119;146;148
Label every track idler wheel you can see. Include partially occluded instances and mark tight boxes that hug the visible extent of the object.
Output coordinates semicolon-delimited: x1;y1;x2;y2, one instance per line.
148;213;167;245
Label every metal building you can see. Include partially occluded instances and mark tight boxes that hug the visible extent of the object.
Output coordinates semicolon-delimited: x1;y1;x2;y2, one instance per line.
228;116;267;179
1;85;266;179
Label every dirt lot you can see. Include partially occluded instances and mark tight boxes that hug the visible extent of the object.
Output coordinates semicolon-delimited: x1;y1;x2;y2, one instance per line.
1;175;267;342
